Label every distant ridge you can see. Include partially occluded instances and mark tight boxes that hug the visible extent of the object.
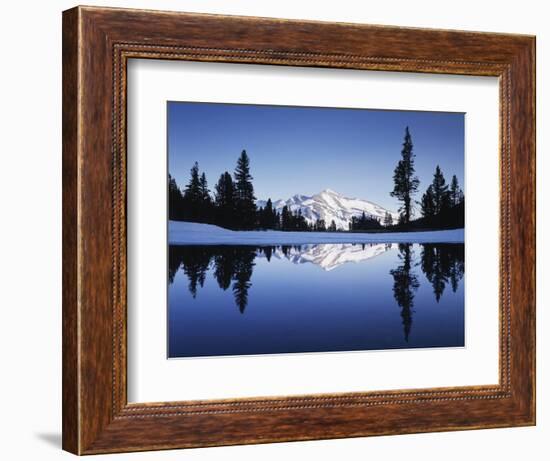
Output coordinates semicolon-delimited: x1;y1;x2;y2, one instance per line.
257;189;399;230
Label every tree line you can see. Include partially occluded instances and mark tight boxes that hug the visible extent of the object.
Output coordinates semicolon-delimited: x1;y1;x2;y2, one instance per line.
169;126;464;232
169;150;259;230
169;149;344;232
390;126;464;228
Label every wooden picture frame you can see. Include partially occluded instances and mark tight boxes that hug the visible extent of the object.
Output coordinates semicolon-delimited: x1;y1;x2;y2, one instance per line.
62;5;535;455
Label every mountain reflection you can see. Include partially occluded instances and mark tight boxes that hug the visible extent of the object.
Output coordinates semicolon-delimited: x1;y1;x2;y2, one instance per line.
169;243;464;322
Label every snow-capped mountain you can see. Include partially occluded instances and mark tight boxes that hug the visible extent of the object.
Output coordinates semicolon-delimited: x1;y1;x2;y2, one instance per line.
257;189;399;230
262;243;394;271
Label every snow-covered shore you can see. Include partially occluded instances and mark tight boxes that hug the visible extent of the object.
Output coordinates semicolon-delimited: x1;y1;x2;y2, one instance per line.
169;221;465;245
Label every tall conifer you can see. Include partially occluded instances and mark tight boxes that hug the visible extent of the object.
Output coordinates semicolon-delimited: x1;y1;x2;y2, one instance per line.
390;127;420;224
233;150;257;229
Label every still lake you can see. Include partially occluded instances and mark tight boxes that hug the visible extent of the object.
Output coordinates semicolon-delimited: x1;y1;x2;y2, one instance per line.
168;242;464;358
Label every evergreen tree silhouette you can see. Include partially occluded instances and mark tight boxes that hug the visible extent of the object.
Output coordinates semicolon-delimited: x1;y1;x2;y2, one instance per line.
390;244;420;341
168;174;185;221
259;198;277;229
390;127;420;225
349;212;381;231
448;247;465;292
199;172;214;222
214;171;235;229
169;246;259;312
232;248;256;313
295;209;308;230
420;243;465;302
383;211;393;227
421;184;436;218
168;245;183;284
281;205;291;230
233;150;257;229
213;248;236;291
199;172;210;201
315;218;327;231
431;165;451;215
174;246;212;298
281;245;291;256
274;211;281;230
449;174;464;206
262;246;274;262
182;162;204;222
257;206;264;227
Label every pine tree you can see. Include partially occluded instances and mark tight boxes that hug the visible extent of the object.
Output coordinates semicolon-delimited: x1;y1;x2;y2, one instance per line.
421;184;436;218
383;211;393;227
281;205;291;231
431;165;450;215
257;206;265;227
274;211;281;230
233;150;257;229
295;209;308;231
261;198;277;229
168;174;185;220
198;172;214;222
182;162;203;221
199;173;210;202
184;162;202;201
449;174;464;206
329;220;337;232
349;213;382;231
214;171;235;228
390;127;420;225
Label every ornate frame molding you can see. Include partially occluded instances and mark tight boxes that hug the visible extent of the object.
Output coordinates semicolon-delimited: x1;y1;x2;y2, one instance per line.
63;6;535;454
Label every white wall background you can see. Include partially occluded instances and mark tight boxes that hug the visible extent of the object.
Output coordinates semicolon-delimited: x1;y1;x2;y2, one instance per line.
0;1;546;459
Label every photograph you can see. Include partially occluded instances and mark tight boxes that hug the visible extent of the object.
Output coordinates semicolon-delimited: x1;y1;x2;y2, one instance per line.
167;102;466;358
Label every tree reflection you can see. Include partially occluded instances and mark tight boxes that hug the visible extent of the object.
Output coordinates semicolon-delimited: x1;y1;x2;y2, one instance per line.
389;244;420;342
169;246;212;298
213;248;236;291
170;242;464;324
232;249;256;313
420;244;464;302
169;245;256;313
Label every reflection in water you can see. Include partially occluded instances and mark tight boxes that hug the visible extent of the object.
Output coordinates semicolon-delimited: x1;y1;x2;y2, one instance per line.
168;243;464;357
169;243;393;312
169;245;256;312
389;244;420;342
170;243;464;320
232;248;256;313
421;244;465;301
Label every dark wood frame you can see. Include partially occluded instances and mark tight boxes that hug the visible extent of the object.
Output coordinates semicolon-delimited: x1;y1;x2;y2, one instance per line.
62;5;536;455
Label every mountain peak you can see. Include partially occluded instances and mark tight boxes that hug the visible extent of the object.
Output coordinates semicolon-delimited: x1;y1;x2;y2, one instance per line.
257;189;398;230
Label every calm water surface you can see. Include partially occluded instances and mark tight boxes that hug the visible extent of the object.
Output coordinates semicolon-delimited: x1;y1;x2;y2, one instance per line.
168;243;464;358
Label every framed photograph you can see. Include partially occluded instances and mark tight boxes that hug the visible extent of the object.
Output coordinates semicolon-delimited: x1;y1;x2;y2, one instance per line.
62;6;535;454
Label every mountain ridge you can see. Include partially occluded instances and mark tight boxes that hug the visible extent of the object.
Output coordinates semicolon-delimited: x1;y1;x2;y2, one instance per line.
257;189;399;230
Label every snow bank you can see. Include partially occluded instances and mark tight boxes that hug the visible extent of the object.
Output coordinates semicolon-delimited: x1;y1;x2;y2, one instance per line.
169;221;465;245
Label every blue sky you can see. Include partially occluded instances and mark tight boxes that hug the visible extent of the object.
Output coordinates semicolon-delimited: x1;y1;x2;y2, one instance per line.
168;102;464;213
